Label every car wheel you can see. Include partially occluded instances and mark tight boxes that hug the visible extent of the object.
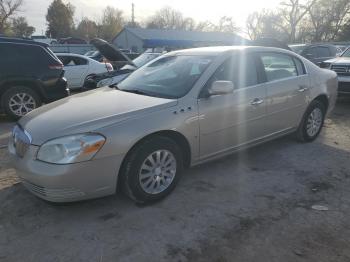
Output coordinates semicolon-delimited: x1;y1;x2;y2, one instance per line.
296;100;326;142
1;86;42;120
121;136;184;203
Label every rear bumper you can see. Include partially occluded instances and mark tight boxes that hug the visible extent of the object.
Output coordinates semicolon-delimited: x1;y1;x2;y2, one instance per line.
42;77;70;102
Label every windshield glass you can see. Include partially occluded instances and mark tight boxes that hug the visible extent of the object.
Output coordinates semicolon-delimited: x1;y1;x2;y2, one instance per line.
341;48;350;57
289;45;306;55
118;55;213;98
133;53;161;67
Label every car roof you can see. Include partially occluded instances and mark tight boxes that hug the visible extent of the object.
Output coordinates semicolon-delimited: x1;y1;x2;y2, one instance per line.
168;46;297;56
0;37;49;47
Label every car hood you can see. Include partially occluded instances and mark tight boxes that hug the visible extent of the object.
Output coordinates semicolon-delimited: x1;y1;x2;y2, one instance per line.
324;57;350;64
90;38;135;66
19;87;177;145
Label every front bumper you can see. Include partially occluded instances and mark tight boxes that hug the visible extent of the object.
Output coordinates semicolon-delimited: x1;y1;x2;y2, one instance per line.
8;143;124;202
338;77;350;95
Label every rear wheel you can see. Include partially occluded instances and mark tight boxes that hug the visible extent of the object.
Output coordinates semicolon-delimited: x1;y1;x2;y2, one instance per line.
121;136;184;203
1;86;42;120
296;100;326;142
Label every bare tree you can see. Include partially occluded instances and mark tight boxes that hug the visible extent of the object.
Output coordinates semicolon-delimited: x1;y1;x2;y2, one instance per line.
278;0;317;42
0;0;23;33
146;6;185;30
307;0;350;41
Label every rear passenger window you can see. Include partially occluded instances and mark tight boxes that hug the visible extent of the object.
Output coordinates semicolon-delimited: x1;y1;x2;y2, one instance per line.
260;53;298;82
73;57;88;65
317;47;331;57
58;56;88;66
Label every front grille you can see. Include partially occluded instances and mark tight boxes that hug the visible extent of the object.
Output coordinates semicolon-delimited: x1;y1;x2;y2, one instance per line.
12;125;31;158
21;179;85;200
331;65;350;76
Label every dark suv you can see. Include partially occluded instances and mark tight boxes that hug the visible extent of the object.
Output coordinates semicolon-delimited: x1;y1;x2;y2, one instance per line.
0;37;69;119
289;44;338;66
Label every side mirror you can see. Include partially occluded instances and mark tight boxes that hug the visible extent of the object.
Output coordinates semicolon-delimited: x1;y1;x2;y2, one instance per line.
208;81;235;96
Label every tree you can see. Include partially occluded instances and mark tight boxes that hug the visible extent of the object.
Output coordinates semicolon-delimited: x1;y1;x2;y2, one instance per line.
46;0;75;38
146;6;185;30
11;16;34;37
0;0;23;33
246;10;286;41
98;6;124;42
307;0;350;41
277;0;317;42
75;18;98;40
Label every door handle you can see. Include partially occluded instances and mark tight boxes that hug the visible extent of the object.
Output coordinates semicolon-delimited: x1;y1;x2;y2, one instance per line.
298;86;308;92
251;98;264;106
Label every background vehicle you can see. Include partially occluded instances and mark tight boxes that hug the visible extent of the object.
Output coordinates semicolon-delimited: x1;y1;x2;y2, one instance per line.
289;44;338;66
31;35;58;45
0;37;69;119
84;50;103;62
56;53;113;90
321;46;350;95
10;46;337;203
85;51;162;89
58;37;87;44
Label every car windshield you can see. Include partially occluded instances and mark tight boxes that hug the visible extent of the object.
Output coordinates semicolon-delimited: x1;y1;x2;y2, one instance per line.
289;45;306;55
341;48;350;57
132;53;161;67
118;55;213;99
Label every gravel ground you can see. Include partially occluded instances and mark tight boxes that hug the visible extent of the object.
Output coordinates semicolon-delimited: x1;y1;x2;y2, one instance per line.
0;98;350;262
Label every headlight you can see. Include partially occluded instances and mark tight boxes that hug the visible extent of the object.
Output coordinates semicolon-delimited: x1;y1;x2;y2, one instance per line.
37;133;106;164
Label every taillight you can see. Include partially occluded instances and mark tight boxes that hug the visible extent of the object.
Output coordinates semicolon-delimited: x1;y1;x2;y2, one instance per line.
49;63;63;70
106;63;113;72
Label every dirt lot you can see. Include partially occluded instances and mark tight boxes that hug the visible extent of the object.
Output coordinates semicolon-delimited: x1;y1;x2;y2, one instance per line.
1;99;350;262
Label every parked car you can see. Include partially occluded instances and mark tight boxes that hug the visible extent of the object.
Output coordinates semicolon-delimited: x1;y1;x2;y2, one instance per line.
56;53;113;90
320;46;350;95
0;37;69;119
59;37;87;44
9;46;337;203
84;50;103;62
89;38;135;69
85;51;162;90
289;44;338;66
31;35;58;45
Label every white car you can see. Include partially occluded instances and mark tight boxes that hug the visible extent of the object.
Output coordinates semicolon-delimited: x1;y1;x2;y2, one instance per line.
56;53;113;90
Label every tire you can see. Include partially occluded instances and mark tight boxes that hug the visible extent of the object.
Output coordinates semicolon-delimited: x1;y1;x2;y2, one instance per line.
296;100;326;142
1;86;42;120
121;136;184;204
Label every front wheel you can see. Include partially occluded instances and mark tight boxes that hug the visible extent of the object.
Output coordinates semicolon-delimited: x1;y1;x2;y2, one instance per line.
296;100;326;142
121;136;184;203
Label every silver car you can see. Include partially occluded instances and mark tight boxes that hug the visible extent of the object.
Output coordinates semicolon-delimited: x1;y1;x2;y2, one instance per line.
8;46;338;203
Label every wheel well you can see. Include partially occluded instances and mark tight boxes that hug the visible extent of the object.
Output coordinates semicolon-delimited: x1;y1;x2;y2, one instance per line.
127;130;191;168
314;94;329;110
117;130;192;190
0;81;43;102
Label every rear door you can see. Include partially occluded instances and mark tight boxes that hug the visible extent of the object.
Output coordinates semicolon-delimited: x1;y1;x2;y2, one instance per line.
198;52;267;158
258;52;309;134
58;55;89;88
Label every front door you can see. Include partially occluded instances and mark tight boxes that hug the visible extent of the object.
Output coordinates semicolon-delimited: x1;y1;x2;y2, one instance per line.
198;53;267;159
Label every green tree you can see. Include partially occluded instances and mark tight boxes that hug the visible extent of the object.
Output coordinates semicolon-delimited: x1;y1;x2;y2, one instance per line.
75;18;98;40
11;16;34;37
46;0;75;38
0;0;23;33
98;6;124;41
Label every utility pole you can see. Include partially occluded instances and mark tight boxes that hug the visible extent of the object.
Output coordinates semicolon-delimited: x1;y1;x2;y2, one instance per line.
131;3;135;27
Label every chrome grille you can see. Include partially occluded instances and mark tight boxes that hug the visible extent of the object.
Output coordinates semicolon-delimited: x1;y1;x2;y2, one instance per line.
12;125;31;158
331;65;350;76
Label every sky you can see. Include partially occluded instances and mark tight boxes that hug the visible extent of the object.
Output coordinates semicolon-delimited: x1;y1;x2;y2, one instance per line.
22;0;282;35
